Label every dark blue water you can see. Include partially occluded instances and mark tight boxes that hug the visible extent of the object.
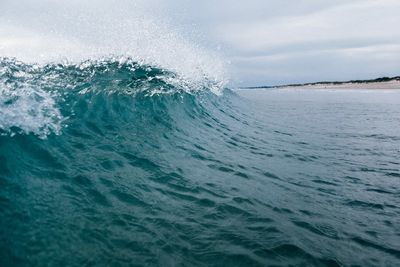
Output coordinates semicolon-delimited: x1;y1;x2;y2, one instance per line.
1;59;399;266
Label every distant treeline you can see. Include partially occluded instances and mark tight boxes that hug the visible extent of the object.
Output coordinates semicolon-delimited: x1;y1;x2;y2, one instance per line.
243;76;400;89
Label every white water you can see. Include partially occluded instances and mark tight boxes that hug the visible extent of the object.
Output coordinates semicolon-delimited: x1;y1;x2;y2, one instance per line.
0;79;62;138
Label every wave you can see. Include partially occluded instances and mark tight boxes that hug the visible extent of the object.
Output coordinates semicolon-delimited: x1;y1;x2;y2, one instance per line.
0;57;228;138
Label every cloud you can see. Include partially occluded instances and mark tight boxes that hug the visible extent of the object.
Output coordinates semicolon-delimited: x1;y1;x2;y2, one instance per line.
1;0;399;86
217;0;400;50
205;0;400;85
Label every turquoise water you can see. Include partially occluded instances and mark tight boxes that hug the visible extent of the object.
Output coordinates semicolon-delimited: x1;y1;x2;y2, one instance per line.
1;59;400;266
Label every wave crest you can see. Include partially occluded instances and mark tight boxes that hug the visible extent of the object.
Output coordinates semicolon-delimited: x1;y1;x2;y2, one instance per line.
0;57;225;138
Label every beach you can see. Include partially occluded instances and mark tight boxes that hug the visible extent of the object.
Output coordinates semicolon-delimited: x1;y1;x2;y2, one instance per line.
279;80;400;90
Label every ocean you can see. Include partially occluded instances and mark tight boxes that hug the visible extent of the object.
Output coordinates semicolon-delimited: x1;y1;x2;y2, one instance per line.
1;58;399;266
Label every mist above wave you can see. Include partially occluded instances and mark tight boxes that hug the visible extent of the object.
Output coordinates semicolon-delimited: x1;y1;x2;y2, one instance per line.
0;0;228;90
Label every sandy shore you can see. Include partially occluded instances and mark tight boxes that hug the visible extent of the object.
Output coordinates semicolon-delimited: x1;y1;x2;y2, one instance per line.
279;80;400;90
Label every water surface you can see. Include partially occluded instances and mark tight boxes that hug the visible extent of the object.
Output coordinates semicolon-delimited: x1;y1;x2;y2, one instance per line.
1;62;399;266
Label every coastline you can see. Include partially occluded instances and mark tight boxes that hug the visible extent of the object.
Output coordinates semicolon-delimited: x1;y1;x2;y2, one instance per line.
277;80;400;90
240;78;400;90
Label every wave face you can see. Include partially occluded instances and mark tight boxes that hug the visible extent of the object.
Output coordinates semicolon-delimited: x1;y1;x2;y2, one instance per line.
0;58;223;137
1;59;400;267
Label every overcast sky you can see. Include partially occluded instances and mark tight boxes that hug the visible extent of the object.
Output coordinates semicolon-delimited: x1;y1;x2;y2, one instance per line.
1;0;400;86
164;0;400;86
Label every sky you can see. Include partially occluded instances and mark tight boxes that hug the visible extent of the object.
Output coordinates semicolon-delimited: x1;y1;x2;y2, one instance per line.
165;0;400;86
1;0;400;86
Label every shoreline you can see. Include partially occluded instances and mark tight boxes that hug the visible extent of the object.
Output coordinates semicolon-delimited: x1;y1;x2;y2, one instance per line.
277;80;400;90
241;79;400;90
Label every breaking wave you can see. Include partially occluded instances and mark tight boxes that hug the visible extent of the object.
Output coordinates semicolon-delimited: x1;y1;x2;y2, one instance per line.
0;57;226;138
